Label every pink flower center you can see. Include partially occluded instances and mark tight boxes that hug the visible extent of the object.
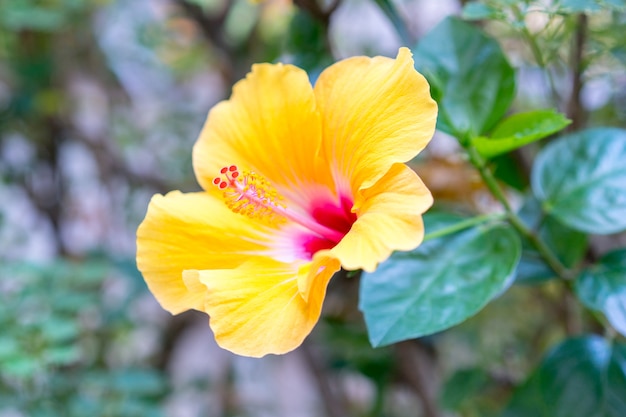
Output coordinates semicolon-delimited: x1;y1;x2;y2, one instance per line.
299;195;356;257
213;165;356;259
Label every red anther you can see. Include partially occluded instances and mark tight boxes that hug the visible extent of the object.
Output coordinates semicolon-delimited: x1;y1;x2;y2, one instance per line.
229;165;237;172
220;167;228;174
232;171;239;178
219;181;227;189
213;178;221;185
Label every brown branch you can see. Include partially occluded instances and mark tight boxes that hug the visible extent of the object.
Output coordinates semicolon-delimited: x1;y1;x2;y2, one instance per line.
300;341;350;417
325;0;342;16
395;340;441;417
170;0;236;83
171;0;231;52
293;0;332;27
566;13;587;132
154;312;196;369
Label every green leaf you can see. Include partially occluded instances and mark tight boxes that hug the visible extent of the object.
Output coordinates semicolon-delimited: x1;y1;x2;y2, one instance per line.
472;110;571;158
412;17;515;140
286;10;333;79
576;249;626;336
359;222;521;347
558;0;603;13
0;336;19;360
502;336;626;417
1;355;40;378
601;0;626;10
515;252;555;284
531;127;626;234
109;369;167;395
44;345;81;365
462;2;501;20
491;153;528;191
0;6;66;31
40;317;80;343
440;368;490;410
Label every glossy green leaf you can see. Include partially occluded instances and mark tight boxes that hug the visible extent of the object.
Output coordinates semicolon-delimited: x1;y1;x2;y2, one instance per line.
359;222;520;347
576;249;626;336
412;17;515;140
473;110;571;158
502;336;626;417
516;252;555;284
531;127;626;234
491;153;528;191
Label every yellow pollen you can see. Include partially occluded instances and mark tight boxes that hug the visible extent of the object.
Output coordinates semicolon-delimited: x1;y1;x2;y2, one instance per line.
213;165;286;224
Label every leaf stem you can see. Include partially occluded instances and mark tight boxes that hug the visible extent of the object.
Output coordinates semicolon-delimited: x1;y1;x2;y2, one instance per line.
423;213;505;242
511;4;561;107
465;144;573;280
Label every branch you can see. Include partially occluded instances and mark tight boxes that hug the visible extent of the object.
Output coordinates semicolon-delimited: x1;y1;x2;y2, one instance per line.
395;340;441;417
465;145;572;280
171;0;231;53
566;13;587;132
300;341;350;417
170;0;236;82
293;0;338;27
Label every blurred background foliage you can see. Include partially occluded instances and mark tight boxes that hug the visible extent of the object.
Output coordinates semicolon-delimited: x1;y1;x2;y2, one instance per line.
0;0;625;416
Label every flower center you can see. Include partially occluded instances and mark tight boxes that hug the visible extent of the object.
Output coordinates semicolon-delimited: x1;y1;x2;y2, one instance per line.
213;165;349;244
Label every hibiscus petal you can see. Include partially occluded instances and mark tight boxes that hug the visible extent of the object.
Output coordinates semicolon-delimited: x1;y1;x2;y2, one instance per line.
193;62;334;208
136;191;274;314
192;256;341;357
314;47;438;195
331;164;433;272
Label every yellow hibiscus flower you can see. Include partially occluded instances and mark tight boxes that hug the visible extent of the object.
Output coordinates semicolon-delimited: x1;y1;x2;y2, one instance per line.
136;47;437;357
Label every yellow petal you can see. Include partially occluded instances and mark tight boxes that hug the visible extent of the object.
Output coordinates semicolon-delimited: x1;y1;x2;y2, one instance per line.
136;191;274;314
331;164;433;272
193;256;341;357
314;47;438;195
193;62;335;208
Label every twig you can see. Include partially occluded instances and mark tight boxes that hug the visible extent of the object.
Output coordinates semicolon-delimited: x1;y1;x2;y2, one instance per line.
171;0;231;53
465;145;572;280
293;0;339;27
566;13;587;132
511;4;561;107
170;0;236;83
395;341;441;417
300;341;350;417
423;213;506;242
